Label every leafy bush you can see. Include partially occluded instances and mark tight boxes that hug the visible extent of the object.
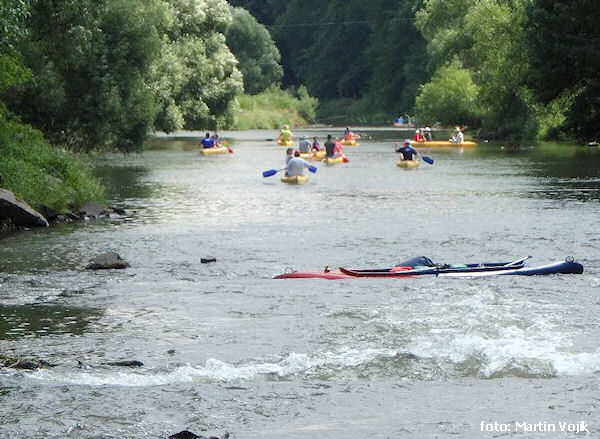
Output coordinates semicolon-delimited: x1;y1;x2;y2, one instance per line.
414;63;481;127
0;119;104;212
234;86;318;129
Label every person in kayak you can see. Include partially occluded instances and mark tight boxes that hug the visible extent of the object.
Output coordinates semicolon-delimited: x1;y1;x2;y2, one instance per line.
285;150;312;176
396;139;418;161
211;133;222;147
344;126;357;141
424;125;432;141
285;147;294;165
450;126;464;144
298;135;311;153
200;132;214;148
279;125;293;143
311;136;320;151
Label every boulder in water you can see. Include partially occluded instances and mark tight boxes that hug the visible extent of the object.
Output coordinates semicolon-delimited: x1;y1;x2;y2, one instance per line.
86;252;130;270
0;188;48;227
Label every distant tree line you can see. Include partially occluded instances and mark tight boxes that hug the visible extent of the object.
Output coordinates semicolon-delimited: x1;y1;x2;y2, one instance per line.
230;0;600;142
1;0;598;150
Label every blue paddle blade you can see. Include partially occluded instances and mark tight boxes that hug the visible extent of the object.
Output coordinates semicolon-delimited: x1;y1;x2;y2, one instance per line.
263;169;278;177
309;165;317;173
422;156;434;165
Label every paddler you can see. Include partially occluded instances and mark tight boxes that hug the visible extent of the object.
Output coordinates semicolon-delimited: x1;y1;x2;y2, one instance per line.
279;125;293;143
396;139;418;161
311;136;321;151
285;150;312;177
298;135;311;153
200;132;214;149
450;126;464;144
343;126;356;141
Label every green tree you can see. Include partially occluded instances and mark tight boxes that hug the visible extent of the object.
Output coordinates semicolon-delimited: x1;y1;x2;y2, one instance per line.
0;0;30;99
526;0;600;142
152;0;243;132
5;0;168;152
227;7;283;94
416;0;535;138
414;62;480;126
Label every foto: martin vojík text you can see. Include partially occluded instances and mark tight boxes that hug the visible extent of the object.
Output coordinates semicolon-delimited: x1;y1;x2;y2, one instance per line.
480;420;590;433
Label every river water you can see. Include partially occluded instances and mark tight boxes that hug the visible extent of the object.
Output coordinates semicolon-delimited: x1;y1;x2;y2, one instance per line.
1;129;599;438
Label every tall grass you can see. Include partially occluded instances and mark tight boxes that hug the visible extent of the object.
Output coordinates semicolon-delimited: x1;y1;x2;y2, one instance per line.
234;86;319;130
0;119;105;212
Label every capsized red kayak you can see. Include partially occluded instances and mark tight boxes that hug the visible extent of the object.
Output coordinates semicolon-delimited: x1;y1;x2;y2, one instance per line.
273;266;413;280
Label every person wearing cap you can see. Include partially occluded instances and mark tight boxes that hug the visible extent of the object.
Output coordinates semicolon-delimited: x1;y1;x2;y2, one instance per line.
200;132;214;149
285;150;312;177
424;125;432;141
279;125;293;143
298;135;311;153
450;126;464;144
396;139;419;161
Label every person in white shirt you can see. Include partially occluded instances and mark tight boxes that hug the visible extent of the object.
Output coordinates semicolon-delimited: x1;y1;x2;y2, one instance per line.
451;127;464;144
286;151;312;176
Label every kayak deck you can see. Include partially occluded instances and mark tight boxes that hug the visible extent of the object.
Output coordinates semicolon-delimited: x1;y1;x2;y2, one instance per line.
281;174;309;185
397;160;419;168
199;146;228;155
411;140;476;148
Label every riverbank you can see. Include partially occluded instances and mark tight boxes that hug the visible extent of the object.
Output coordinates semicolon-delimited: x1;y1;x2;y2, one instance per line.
0;119;105;224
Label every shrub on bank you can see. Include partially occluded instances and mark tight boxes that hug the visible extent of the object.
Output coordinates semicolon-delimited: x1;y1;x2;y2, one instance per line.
234;86;318;130
0;119;105;212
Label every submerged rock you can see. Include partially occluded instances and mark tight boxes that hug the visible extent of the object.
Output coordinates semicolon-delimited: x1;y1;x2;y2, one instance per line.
169;432;201;439
168;432;229;439
86;252;130;270
106;360;143;367
78;202;110;220
0;188;49;227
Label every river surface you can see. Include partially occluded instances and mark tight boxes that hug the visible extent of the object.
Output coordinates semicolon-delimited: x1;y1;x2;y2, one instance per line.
1;129;599;438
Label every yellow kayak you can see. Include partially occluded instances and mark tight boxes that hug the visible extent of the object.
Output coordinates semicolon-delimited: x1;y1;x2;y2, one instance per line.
323;156;345;165
278;139;294;146
411;140;476;148
199;146;228;155
396;160;419;169
300;150;326;161
281;174;309;185
340;139;359;146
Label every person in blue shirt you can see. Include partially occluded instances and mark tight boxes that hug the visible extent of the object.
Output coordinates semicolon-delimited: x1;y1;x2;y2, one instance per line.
200;133;214;148
396;139;418;161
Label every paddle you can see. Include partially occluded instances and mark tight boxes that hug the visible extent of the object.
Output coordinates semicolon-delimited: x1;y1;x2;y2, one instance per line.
219;140;233;154
421;156;434;165
502;256;532;267
262;165;317;178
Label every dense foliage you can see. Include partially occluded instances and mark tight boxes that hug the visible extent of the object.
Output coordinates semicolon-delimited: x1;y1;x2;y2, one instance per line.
526;0;600;142
227;7;283;94
0;119;105;212
235;85;318;129
231;0;599;141
3;0;243;151
2;0;599;146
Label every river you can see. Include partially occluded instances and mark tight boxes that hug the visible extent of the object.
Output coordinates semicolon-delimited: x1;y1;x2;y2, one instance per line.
1;129;599;438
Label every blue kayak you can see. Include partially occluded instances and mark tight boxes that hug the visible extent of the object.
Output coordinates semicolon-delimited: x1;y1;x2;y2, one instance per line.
339;256;583;278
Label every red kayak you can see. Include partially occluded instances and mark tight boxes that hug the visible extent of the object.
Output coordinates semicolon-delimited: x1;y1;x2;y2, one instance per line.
273;266;413;279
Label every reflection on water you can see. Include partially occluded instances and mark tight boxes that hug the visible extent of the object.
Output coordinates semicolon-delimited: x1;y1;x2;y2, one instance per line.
0;304;102;339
